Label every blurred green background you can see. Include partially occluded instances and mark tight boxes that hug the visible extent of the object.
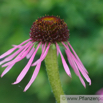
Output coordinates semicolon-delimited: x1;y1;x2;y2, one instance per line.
0;0;103;103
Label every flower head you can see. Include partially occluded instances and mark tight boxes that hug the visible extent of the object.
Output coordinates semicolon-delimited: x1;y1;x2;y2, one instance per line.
30;15;69;43
0;15;91;91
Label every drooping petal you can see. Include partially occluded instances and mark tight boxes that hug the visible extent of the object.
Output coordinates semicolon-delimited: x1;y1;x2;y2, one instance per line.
32;43;50;66
0;39;31;59
42;43;46;52
24;62;41;91
1;42;33;77
19;38;31;46
56;43;71;77
65;50;86;87
62;42;88;73
67;42;88;74
70;51;91;85
0;48;17;59
65;50;79;76
12;42;41;84
57;49;59;56
2;42;32;67
26;47;35;59
74;58;91;85
1;64;15;77
0;42;30;65
12;45;22;48
24;44;46;91
64;43;91;85
78;75;86;87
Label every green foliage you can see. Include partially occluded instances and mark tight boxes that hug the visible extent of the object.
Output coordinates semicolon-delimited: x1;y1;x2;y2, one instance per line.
0;0;103;103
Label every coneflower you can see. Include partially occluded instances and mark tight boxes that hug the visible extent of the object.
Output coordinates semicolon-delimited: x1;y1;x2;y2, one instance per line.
0;15;91;103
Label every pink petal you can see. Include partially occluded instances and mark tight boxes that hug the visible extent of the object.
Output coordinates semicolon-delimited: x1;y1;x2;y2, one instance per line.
41;44;44;51
67;42;88;74
32;43;50;66
65;44;91;85
12;45;22;48
78;75;86;87
0;39;31;59
0;42;30;65
2;42;32;67
26;47;35;59
24;63;41;91
65;50;79;76
19;38;31;46
56;43;71;77
12;42;41;84
74;58;91;85
41;44;46;53
65;50;86;87
57;48;59;56
24;44;46;91
70;51;91;85
1;64;15;77
0;48;17;59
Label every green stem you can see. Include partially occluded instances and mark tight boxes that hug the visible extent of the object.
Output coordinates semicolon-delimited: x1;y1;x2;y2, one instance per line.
45;44;64;103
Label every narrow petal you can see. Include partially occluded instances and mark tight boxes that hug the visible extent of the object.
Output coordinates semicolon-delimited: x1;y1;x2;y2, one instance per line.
0;42;30;65
65;50;86;87
78;75;86;87
23;44;46;91
67;42;88;74
0;39;31;59
65;50;79;76
1;64;14;77
2;42;32;67
12;45;22;48
74;58;91;85
19;38;31;46
41;43;46;55
12;43;41;84
65;45;91;85
57;48;59;56
56;43;71;77
26;47;35;59
70;51;91;85
42;44;44;51
24;63;41;91
0;48;17;59
32;43;50;66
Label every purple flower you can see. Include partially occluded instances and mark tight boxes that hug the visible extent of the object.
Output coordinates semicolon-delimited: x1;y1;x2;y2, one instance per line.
96;88;103;103
96;88;103;95
0;16;91;91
